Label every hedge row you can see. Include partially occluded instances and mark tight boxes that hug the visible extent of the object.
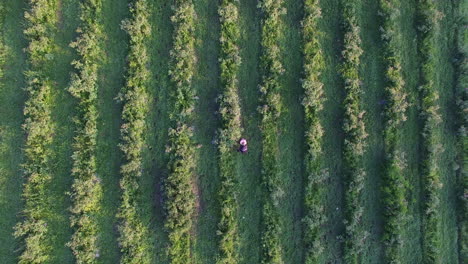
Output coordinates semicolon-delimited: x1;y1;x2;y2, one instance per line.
116;1;152;263
13;0;58;262
340;1;369;263
165;0;197;263
257;0;285;263
67;0;103;262
300;1;328;263
216;0;242;263
416;0;444;263
378;0;410;263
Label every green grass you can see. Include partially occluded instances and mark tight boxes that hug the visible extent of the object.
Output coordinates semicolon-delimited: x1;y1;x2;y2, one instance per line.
47;0;79;261
317;0;346;262
278;0;306;262
143;0;173;262
192;0;222;262
398;0;424;263
433;1;459;262
359;0;385;262
95;0;129;262
0;0;463;263
236;0;263;263
0;0;27;262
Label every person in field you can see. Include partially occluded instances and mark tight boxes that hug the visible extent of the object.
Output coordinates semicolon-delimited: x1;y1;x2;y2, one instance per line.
239;138;248;154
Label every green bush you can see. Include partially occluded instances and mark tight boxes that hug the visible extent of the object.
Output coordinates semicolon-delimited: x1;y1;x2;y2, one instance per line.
301;1;328;263
378;0;410;263
116;1;152;263
340;1;369;263
13;0;58;263
416;0;444;263
257;0;285;263
165;0;197;263
216;0;242;263
67;0;104;262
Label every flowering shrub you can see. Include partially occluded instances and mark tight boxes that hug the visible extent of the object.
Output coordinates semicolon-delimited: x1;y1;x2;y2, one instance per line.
340;1;369;263
378;0;410;263
14;0;58;262
257;0;285;263
416;1;444;262
301;1;328;263
67;0;104;262
165;0;197;263
116;1;152;263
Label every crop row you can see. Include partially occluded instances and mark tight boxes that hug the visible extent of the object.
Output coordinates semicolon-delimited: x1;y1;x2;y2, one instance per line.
257;0;285;263
378;0;410;263
340;1;369;263
13;0;58;263
67;0;104;262
300;1;328;263
116;1;152;263
165;0;197;263
416;0;444;262
216;0;242;263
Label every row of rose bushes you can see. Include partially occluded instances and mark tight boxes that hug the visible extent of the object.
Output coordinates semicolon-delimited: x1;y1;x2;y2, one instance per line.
340;1;369;263
116;0;152;263
416;0;444;263
378;0;410;263
216;0;242;263
14;0;58;262
67;0;104;262
301;1;328;263
164;0;197;263
257;0;285;263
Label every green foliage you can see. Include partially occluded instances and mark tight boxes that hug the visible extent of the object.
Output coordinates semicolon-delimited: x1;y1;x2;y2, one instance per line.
165;0;197;263
257;0;285;263
13;0;57;262
116;1;152;263
216;0;242;263
378;0;410;263
300;1;328;263
67;0;104;262
340;1;369;263
416;1;444;263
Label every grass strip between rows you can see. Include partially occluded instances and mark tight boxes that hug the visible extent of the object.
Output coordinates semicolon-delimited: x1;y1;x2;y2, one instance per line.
116;0;152;263
415;0;444;262
13;0;58;262
300;0;328;263
378;0;410;263
165;0;197;263
455;1;467;261
257;0;285;263
216;0;242;263
0;2;3;77
340;0;369;263
67;0;104;262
